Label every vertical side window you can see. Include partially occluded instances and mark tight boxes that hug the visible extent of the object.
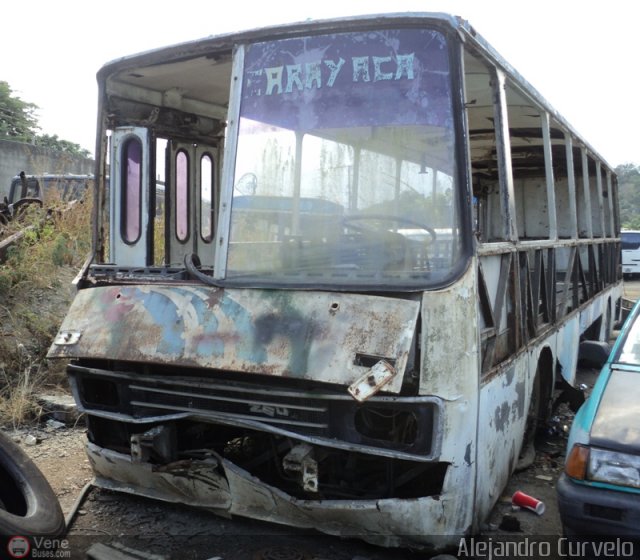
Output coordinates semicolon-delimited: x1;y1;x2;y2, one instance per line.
504;80;550;241
200;153;214;241
464;50;501;242
121;138;142;243
176;150;189;242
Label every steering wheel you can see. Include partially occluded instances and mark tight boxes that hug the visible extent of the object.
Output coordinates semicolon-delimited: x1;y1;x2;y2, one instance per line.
338;214;436;272
340;214;437;244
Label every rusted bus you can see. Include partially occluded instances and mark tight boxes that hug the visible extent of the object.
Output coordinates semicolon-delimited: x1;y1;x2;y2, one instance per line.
48;12;622;553
7;173;93;206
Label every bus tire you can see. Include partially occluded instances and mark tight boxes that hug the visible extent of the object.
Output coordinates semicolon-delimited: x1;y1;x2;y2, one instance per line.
0;430;65;537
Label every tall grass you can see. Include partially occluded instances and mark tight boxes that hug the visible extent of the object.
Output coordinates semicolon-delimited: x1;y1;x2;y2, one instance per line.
0;342;43;430
0;192;92;426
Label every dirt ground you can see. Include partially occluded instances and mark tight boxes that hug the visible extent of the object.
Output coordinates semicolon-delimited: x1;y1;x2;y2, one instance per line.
5;280;639;559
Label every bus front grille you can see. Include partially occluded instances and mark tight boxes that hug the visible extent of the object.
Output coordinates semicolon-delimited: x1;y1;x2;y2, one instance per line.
68;361;440;459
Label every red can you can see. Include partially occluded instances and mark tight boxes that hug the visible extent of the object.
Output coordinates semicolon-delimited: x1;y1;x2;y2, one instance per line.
512;490;545;515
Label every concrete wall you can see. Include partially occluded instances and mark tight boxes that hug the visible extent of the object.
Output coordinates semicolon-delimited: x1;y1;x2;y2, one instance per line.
0;139;94;198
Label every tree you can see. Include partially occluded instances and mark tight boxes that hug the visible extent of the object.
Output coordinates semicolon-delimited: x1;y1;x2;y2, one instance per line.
616;163;640;229
35;134;90;158
0;81;90;158
0;81;39;141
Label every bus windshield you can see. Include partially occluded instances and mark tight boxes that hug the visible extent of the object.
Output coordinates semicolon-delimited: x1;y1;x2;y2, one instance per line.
226;28;464;287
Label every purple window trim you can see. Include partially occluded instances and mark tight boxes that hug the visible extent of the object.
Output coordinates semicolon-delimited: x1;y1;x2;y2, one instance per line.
200;153;214;242
121;138;142;244
176;150;190;242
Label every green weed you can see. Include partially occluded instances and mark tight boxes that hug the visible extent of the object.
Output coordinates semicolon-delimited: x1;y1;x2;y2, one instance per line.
0;191;91;426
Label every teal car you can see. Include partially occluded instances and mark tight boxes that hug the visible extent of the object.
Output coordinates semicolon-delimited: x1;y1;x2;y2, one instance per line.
557;300;640;538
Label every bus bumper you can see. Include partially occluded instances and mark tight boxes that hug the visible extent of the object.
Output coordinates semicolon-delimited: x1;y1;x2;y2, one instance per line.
86;441;461;551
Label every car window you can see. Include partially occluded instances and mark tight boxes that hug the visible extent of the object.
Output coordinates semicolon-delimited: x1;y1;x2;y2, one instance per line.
617;311;640;365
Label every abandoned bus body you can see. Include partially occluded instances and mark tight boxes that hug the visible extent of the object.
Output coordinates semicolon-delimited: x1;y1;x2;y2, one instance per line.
47;13;622;550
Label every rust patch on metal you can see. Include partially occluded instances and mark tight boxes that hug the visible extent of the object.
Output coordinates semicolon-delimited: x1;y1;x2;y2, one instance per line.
348;360;397;401
48;285;419;393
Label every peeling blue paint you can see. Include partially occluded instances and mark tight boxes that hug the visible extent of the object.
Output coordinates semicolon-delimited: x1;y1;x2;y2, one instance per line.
513;380;526;420
502;366;515;388
494;402;510;433
48;284;419;392
141;289;188;355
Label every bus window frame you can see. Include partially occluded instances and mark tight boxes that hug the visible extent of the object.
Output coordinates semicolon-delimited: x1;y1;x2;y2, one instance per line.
212;27;474;292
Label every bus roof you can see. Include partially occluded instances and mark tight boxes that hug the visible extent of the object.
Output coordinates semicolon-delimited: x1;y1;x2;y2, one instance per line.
97;12;613;171
98;12;459;72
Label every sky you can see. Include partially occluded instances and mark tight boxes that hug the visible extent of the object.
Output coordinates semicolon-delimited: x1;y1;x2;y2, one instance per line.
2;1;638;167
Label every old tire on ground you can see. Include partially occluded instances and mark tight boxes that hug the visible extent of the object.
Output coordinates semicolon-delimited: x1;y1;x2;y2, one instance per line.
0;430;65;536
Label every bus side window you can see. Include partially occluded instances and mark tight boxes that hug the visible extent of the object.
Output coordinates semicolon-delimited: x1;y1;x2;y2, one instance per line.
121;138;142;244
472;181;499;242
175;150;190;243
200;153;214;242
